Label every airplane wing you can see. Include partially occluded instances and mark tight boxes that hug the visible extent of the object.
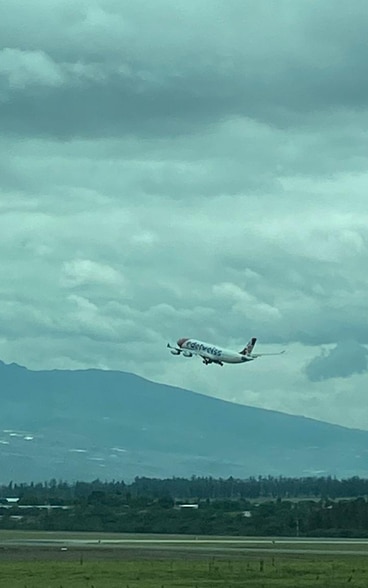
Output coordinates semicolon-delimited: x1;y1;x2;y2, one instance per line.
167;343;182;354
167;343;215;364
167;343;200;357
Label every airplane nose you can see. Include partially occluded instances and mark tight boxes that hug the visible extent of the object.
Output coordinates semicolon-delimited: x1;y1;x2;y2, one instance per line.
177;338;189;347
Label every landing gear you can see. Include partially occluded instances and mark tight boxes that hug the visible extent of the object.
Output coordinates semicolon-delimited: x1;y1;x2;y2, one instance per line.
202;358;223;366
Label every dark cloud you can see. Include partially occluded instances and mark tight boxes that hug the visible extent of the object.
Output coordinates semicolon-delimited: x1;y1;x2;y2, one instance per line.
2;56;368;140
1;2;368;139
305;341;368;381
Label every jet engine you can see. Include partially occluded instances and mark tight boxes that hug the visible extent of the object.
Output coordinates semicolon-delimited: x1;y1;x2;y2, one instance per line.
183;351;193;357
170;349;180;355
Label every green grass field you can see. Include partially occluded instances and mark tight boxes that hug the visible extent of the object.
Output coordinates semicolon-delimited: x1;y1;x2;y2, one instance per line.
1;555;368;587
1;532;368;587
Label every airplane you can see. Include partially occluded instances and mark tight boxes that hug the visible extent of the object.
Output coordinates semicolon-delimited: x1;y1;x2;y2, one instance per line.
167;337;285;366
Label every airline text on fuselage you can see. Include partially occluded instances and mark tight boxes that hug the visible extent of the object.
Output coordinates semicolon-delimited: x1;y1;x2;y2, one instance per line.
184;341;222;357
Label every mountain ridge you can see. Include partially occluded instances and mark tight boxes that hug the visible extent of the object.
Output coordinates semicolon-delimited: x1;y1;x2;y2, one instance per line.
0;359;367;483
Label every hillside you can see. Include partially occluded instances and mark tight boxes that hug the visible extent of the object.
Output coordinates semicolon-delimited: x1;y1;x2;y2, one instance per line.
0;360;368;483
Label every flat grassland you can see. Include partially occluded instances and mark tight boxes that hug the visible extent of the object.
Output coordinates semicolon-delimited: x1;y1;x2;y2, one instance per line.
1;532;368;587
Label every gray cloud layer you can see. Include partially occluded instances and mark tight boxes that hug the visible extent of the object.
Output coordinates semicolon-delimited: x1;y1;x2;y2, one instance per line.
2;1;368;138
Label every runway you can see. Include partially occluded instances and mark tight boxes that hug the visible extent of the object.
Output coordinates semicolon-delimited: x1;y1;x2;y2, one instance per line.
1;534;368;558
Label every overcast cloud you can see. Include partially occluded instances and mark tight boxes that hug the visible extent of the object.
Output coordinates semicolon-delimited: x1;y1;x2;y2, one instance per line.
1;0;368;429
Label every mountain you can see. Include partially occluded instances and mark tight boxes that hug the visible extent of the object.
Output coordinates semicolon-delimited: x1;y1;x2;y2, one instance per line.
0;359;368;483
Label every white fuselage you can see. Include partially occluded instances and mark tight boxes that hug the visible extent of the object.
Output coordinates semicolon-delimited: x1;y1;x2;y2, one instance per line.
179;338;253;364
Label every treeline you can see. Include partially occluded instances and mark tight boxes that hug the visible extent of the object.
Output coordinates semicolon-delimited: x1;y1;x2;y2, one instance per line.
2;491;368;537
2;475;368;502
3;476;368;536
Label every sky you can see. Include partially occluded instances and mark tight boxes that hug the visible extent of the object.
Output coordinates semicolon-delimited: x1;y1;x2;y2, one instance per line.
1;0;368;430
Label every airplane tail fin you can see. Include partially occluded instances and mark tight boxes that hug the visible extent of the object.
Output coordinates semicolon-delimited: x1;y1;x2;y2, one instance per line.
240;337;257;356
